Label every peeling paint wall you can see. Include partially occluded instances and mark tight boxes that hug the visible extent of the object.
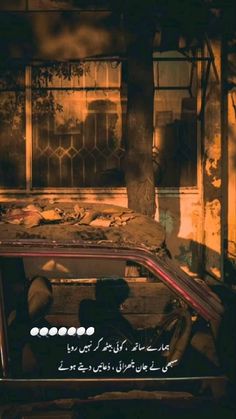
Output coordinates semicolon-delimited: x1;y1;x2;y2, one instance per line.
227;88;236;282
203;40;222;280
155;194;203;276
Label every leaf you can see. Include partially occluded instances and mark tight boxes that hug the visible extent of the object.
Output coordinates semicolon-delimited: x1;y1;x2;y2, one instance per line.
23;204;42;212
101;208;133;216
3;208;41;225
90;218;112;227
23;213;42;228
40;209;62;222
79;211;100;225
5;217;23;225
73;205;86;219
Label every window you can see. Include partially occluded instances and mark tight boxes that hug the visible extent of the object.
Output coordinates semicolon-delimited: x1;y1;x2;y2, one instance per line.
0;55;199;191
31;61;124;187
1;255;220;379
0;65;26;188
153;51;198;187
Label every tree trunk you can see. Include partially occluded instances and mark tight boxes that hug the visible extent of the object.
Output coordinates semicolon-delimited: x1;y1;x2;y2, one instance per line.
124;12;156;217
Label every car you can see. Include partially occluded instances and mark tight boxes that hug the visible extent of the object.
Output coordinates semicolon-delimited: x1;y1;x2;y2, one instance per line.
0;202;235;417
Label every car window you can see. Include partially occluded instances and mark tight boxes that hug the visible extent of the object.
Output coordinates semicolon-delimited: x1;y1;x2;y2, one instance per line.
1;255;222;380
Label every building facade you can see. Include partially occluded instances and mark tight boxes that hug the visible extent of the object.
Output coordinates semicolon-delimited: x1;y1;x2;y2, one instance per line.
0;0;235;283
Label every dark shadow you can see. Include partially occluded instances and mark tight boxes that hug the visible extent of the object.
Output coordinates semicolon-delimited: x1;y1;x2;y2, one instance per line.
155;95;204;276
0;109;26;188
1;259;53;378
79;277;138;342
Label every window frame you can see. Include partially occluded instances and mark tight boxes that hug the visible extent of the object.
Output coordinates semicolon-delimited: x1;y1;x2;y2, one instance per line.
0;245;222;379
0;54;206;195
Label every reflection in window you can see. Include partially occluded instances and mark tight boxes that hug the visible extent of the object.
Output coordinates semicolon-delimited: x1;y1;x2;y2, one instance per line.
32;62;125;187
153;51;198;187
0;55;199;190
0;66;25;188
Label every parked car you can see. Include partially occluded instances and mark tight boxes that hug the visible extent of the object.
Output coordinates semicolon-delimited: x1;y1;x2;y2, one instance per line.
0;202;235;417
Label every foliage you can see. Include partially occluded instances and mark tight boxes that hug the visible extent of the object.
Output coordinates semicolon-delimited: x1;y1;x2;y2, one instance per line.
0;62;90;129
32;62;89;88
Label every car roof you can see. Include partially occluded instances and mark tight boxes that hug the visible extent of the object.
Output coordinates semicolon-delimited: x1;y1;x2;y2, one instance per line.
0;202;166;254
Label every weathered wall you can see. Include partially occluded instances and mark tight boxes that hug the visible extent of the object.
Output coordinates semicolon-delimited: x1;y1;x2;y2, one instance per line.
227;71;236;283
203;40;222;280
156;193;202;275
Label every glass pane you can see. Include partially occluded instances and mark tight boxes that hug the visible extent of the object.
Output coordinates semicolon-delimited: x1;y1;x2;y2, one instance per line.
0;65;25;90
32;63;86;89
0;65;26;188
153;92;197;187
32;61;121;89
32;86;124;187
0;90;26;188
153;51;191;88
153;51;198;187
